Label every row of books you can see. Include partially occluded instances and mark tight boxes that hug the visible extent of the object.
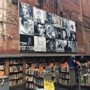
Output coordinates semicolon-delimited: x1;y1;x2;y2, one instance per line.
59;78;70;85
34;78;43;86
81;74;90;86
26;82;34;89
0;65;4;70
60;73;70;79
60;66;69;72
34;69;48;78
26;68;34;75
39;63;47;68
26;64;31;69
26;76;34;81
9;65;22;72
9;73;22;79
9;59;22;64
9;79;23;86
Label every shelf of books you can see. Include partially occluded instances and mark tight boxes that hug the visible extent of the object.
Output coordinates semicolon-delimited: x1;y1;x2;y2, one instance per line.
26;68;35;90
34;69;44;89
0;59;5;76
25;66;49;90
9;59;23;86
59;65;76;86
26;58;37;70
39;58;47;68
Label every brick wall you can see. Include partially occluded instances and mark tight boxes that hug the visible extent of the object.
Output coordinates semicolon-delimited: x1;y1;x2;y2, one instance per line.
0;0;89;54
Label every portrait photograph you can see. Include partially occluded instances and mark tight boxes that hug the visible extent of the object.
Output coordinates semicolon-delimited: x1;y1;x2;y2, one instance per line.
19;2;33;19
33;7;45;24
45;24;56;39
70;32;76;41
62;29;68;40
71;41;78;52
20;34;34;51
56;39;64;52
19;18;34;35
34;22;46;37
63;40;72;52
69;20;76;32
62;18;69;29
45;12;54;24
34;36;46;52
46;39;56;52
54;15;62;28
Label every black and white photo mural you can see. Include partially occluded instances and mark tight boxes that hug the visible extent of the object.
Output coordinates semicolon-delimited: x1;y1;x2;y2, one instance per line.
19;1;78;53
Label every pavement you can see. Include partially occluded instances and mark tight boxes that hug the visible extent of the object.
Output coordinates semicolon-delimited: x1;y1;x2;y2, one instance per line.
9;83;79;90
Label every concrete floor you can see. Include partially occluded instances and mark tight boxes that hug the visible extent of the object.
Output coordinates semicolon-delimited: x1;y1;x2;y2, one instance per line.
9;84;80;90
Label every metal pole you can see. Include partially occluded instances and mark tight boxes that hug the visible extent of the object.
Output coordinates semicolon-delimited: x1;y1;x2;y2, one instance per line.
78;75;81;90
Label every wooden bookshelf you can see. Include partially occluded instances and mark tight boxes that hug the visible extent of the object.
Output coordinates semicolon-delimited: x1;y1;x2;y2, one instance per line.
59;66;76;86
9;59;23;86
0;59;5;75
25;68;35;90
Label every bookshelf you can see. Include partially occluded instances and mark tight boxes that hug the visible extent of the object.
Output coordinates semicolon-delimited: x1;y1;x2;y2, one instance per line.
80;73;90;87
26;68;35;90
34;69;44;89
59;66;76;86
0;59;5;75
9;59;23;86
39;58;47;68
26;58;38;70
51;66;57;82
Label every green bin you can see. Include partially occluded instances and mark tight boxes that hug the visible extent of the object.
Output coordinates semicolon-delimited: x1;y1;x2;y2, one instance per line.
0;76;9;90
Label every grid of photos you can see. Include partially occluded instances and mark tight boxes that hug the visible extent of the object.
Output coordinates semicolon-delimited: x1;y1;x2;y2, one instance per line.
19;2;78;52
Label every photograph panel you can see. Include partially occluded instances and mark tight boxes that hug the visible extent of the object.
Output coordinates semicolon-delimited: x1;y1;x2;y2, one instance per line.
34;22;46;37
45;12;54;24
56;39;64;52
19;2;33;19
45;24;57;39
71;41;78;52
54;15;62;28
46;39;56;52
19;18;34;35
62;18;69;29
69;20;76;32
63;40;72;52
34;36;46;52
20;34;34;51
33;7;45;24
70;31;76;41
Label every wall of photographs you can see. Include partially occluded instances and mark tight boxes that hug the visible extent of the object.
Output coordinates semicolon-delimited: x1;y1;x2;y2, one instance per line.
19;2;78;52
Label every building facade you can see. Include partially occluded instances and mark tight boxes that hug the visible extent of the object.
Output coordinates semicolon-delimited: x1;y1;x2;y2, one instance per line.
0;0;90;54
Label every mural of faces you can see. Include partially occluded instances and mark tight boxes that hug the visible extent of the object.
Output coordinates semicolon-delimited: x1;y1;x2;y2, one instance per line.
19;2;77;52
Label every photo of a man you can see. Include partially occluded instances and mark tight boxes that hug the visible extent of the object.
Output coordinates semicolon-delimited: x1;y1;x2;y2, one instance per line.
20;35;34;51
34;23;46;37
